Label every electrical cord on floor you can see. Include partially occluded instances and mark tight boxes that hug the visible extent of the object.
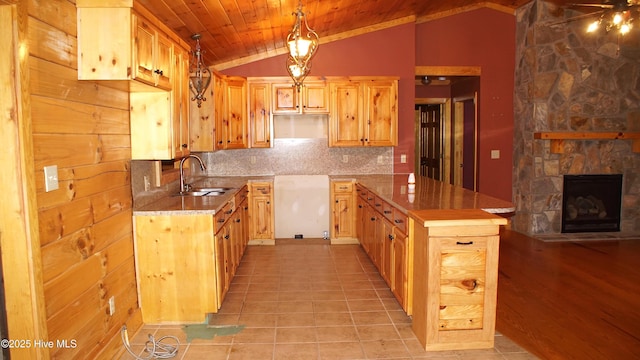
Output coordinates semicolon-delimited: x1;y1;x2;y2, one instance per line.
121;325;179;359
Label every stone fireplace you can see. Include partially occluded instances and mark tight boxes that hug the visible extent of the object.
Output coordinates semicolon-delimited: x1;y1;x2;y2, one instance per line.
512;0;640;236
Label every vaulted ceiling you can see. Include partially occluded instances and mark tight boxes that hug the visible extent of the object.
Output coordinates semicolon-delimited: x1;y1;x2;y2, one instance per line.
137;0;581;70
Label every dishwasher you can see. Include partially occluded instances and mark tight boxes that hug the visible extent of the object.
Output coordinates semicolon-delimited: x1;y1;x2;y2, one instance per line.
273;175;330;239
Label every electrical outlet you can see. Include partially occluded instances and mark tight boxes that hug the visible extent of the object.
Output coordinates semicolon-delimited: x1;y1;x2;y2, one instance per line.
491;150;500;159
400;154;407;163
108;296;115;316
44;165;59;192
143;176;151;191
377;156;384;164
342;155;348;163
250;156;256;164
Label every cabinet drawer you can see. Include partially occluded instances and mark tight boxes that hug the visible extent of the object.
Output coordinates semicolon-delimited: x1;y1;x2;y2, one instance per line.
215;202;233;232
235;185;249;205
381;201;394;222
250;182;272;195
393;212;407;233
356;185;368;199
332;182;353;193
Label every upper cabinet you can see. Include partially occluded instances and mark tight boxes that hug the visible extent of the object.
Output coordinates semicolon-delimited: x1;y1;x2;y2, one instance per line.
78;1;193;160
272;80;329;114
77;1;178;91
248;81;272;148
190;74;248;151
329;78;398;147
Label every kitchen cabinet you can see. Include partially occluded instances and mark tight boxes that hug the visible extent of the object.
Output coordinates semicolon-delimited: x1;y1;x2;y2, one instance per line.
129;43;190;160
248;181;275;244
133;14;172;89
328;78;398;147
248;81;272;148
77;2;176;91
212;76;248;150
355;183;409;310
134;188;250;323
134;214;218;323
409;209;507;351
329;180;357;243
272;81;329;114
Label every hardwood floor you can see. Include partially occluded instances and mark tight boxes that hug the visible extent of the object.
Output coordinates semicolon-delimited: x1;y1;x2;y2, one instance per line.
497;229;640;360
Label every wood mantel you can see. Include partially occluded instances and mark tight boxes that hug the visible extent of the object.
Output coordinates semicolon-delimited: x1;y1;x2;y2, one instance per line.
533;132;640;153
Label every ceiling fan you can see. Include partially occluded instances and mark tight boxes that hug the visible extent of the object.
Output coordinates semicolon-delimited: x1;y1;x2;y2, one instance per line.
568;0;640;34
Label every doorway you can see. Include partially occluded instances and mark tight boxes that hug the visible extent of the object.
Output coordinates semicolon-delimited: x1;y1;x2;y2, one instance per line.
415;67;479;190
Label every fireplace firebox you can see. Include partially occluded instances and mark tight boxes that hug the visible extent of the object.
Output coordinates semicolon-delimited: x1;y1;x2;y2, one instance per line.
562;174;623;233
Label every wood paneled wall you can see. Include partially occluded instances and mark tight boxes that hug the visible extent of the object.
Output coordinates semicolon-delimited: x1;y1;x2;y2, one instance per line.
26;0;141;358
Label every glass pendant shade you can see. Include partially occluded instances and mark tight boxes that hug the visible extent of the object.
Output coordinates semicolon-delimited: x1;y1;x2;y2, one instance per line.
286;2;318;88
189;34;212;108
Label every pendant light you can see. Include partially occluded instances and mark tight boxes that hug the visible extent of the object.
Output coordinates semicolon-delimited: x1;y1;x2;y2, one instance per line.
189;34;212;108
286;1;319;89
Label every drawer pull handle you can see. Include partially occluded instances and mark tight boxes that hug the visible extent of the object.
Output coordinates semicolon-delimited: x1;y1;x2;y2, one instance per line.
456;241;474;245
384;210;392;214
218;218;225;223
375;203;381;207
256;187;267;191
367;197;373;200
226;209;233;214
394;219;404;224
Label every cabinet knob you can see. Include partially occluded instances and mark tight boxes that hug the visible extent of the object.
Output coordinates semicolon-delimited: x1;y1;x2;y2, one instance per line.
154;69;163;75
182;144;188;148
370;217;376;221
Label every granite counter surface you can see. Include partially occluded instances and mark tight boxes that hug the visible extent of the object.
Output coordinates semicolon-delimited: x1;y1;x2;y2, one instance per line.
133;176;273;215
330;174;515;215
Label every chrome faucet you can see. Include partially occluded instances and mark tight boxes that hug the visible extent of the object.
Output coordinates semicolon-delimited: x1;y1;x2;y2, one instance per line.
179;154;206;192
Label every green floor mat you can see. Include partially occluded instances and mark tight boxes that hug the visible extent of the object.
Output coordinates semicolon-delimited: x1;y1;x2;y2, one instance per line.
182;324;245;342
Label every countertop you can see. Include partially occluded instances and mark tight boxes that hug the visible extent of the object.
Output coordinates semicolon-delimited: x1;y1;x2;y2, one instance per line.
133;174;515;216
330;174;515;215
133;176;273;215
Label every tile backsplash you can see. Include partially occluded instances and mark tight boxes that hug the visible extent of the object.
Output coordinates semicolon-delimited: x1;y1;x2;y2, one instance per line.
198;138;394;176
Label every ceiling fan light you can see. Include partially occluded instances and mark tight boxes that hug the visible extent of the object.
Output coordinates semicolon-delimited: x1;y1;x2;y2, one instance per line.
587;20;600;32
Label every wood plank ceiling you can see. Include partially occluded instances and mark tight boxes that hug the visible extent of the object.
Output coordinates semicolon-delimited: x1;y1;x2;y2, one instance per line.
135;0;585;70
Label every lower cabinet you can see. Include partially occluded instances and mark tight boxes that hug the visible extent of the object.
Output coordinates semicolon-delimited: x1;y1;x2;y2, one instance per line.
355;185;409;311
134;192;248;323
248;181;275;244
409;209;507;351
330;180;357;244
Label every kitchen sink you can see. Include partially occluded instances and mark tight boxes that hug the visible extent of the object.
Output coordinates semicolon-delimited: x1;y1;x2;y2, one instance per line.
172;190;227;197
191;187;235;192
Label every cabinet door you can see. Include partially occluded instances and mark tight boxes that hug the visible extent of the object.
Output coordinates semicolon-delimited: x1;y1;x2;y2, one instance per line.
173;46;190;159
356;196;368;252
213;74;226;149
333;193;355;238
249;183;274;240
301;81;329;113
272;83;299;113
391;227;408;309
133;15;156;86
224;76;248;149
363;80;397;146
130;91;172;159
380;217;394;286
249;82;272;148
329;81;363;147
154;31;173;89
215;224;231;306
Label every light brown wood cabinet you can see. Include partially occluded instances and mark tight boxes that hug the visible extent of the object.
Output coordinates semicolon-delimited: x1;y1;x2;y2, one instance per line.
329;78;398;147
134;189;249;324
248;181;275;244
78;1;192;160
77;2;174;91
409;209;507;351
248;81;272;148
330;180;357;243
272;81;329;114
218;76;248;149
355;184;409;310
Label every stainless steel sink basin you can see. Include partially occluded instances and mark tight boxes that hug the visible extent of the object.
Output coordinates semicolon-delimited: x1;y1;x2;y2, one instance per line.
191;187;235;192
172;190;227;197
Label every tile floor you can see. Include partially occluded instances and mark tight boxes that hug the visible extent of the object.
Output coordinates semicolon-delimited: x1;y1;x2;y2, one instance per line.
121;241;537;359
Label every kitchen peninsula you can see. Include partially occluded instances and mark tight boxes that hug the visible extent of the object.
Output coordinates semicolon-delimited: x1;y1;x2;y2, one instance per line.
133;173;513;350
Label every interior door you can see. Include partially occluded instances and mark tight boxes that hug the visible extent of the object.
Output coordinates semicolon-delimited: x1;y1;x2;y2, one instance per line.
453;96;477;191
416;104;441;180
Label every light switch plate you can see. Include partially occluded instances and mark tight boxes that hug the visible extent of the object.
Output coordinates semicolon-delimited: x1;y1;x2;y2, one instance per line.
44;165;59;192
491;150;500;159
400;154;407;163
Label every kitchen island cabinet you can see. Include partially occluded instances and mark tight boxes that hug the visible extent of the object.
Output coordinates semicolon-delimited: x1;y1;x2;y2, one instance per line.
409;209;507;351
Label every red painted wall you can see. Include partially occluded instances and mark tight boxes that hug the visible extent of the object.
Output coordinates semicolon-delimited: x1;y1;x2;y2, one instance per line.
224;8;515;201
223;23;416;174
416;8;515;201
